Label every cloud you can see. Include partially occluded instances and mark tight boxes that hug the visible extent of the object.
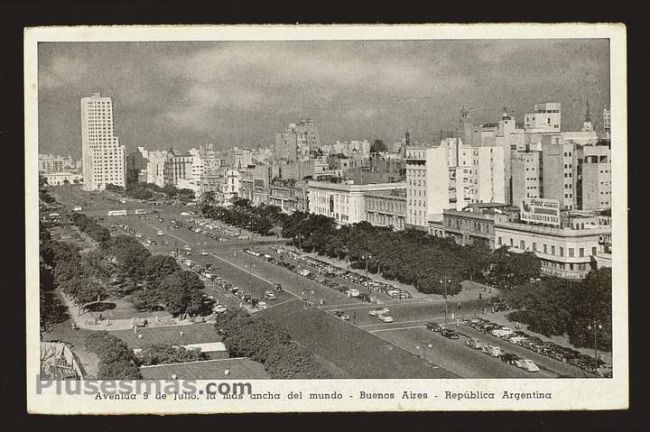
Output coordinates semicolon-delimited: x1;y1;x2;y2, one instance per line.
39;55;88;90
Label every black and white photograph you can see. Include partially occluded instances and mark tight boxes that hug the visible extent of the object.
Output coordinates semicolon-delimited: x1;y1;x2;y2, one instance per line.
25;24;628;413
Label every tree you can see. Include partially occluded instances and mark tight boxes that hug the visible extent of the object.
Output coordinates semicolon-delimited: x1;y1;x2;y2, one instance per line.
107;235;151;282
202;191;216;205
143;255;181;288
157;270;206;316
370;139;388;153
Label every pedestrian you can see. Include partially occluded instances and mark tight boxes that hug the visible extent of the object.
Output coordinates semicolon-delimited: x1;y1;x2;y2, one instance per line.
457;302;461;310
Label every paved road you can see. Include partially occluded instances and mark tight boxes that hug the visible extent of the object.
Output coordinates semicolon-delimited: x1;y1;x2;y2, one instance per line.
49;187;590;379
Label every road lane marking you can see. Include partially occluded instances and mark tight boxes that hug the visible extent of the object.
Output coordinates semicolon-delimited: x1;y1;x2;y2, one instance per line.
369;326;427;333
207;252;300;299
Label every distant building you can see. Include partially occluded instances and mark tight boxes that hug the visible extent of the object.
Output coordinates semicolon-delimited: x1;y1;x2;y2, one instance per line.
443;204;514;249
163;149;194;187
364;188;407;230
126;146;149;183
307;180;405;226
541;138;578;210
38;154;75;174
42;171;83;186
523;102;561;133
494;220;607;280
576;144;611;211
275;119;320;161
80;93;126;190
405;144;451;229
145;150;167;187
603;108;611;138
510;147;542;206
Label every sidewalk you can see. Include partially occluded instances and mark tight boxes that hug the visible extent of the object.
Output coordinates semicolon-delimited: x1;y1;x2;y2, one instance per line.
59;291;191;332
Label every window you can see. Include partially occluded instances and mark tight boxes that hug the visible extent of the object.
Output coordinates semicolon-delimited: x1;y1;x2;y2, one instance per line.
497;237;502;246
551;246;555;255
509;238;513;246
532;242;537;252
569;248;574;257
579;248;584;257
559;247;564;257
592;247;597;256
520;240;525;250
543;244;547;254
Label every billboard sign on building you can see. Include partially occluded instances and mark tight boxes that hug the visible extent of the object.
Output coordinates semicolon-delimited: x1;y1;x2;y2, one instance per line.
520;198;560;226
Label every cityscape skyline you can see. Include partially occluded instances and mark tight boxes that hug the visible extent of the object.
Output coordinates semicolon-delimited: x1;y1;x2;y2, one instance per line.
39;39;609;160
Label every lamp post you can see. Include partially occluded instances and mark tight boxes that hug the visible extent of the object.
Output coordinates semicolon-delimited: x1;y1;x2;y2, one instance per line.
587;319;603;370
248;260;255;296
440;276;452;326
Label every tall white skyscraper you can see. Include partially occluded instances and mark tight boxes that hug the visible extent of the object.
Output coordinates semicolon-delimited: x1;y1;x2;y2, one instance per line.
81;92;126;190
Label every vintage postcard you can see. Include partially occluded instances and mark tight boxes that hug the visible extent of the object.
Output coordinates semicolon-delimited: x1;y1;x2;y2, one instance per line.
25;24;628;413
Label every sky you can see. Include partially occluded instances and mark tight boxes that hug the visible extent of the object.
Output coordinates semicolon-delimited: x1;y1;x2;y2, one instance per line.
38;39;610;159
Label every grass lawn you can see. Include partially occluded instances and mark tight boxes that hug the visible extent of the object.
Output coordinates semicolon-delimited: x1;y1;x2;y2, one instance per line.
259;300;458;379
140;358;269;380
111;323;221;349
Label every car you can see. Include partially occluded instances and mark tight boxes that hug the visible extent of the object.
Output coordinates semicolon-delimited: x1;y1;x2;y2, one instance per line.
157;231;164;236
201;251;209;256
213;304;228;314
491;327;515;338
482;345;504;357
425;322;442;332
257;301;268;310
465;337;485;349
180;212;190;216
441;329;459;339
183;245;192;251
346;288;360;297
264;291;277;300
369;307;390;316
515;358;540;372
378;314;394;323
332;310;351;321
500;353;521;365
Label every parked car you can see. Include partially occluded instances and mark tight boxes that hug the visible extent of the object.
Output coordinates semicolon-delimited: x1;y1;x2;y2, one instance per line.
332;310;351;321
426;322;442;332
257;301;268;310
441;329;459;339
378;314;394;323
264;290;277;300
500;353;521;366
157;230;164;236
369;307;390;316
515;358;540;372
213;305;228;314
201;251;209;256
465;337;484;349
482;345;504;357
346;288;360;297
492;327;515;338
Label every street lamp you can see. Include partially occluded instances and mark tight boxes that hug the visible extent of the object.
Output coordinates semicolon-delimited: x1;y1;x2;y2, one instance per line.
587;319;603;370
440;276;452;326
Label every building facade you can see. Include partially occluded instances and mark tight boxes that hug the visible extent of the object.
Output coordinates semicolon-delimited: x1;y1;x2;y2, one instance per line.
405;144;450;228
307;180;405;226
577;144;611;211
443;205;511;249
364;189;407;230
80;93;126;190
494;221;607;279
38;154;76;174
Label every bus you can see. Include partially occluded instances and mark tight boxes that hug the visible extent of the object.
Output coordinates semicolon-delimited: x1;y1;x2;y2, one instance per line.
107;209;128;216
134;209;148;215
